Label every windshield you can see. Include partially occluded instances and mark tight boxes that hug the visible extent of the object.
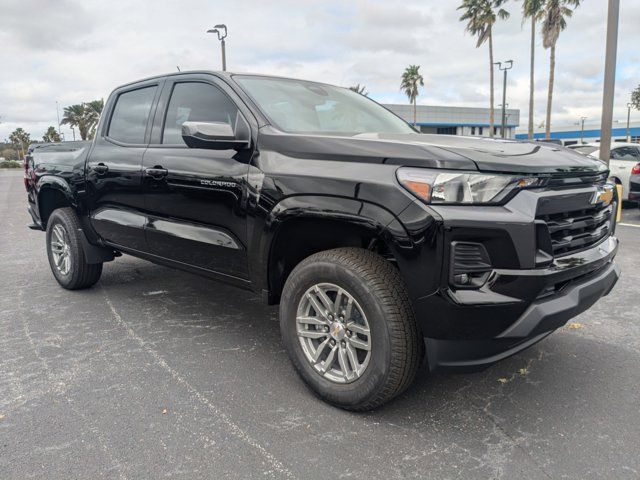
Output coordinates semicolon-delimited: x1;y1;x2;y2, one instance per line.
234;76;415;136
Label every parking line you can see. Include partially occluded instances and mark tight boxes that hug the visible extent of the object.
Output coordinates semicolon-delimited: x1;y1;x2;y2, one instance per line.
618;223;640;228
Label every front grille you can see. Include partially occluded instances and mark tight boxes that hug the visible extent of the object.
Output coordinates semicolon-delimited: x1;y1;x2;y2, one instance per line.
537;203;613;257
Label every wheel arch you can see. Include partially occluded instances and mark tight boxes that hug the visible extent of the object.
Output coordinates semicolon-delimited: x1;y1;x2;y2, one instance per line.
37;177;76;228
259;195;411;304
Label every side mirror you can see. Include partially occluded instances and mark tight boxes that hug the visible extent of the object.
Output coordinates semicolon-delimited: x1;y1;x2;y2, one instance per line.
181;112;251;150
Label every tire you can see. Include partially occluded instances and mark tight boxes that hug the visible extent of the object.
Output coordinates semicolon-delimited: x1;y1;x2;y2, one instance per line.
46;207;103;290
280;247;423;411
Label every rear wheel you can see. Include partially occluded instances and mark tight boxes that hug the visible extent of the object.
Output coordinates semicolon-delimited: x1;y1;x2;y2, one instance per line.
280;247;422;411
46;208;103;290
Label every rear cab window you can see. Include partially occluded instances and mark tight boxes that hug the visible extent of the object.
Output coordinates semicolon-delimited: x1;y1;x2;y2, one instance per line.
108;86;157;144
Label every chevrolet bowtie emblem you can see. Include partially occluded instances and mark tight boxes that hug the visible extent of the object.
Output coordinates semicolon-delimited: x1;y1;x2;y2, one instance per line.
593;185;614;206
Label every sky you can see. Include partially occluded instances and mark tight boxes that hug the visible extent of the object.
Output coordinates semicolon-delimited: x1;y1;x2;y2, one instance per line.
1;0;639;142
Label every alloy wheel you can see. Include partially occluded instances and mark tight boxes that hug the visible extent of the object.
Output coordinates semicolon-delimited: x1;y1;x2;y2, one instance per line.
296;283;371;384
50;224;71;276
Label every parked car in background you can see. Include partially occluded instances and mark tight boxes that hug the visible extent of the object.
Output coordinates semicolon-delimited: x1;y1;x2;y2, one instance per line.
629;163;640;206
567;144;599;155
585;143;640;201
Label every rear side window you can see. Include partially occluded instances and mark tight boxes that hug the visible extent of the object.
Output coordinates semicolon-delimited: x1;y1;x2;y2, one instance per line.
162;82;238;144
108;86;157;144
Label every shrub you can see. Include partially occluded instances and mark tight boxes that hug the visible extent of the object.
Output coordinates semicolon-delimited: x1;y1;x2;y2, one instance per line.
0;160;22;168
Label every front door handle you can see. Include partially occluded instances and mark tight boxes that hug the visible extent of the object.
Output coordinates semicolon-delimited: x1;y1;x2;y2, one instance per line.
145;166;168;179
93;163;109;175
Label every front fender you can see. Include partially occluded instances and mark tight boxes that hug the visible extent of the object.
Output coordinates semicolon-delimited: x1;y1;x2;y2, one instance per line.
248;194;441;303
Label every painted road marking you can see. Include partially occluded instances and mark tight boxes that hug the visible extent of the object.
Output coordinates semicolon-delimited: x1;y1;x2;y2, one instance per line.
618;223;640;228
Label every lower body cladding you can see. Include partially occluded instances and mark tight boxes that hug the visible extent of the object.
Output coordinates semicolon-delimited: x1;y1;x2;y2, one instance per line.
408;186;621;372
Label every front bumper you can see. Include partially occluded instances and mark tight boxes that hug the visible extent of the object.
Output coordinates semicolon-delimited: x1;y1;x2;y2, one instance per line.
406;184;621;372
425;256;619;372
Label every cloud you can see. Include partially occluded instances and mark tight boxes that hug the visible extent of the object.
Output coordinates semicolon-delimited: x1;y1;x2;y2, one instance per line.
0;0;639;140
0;0;96;51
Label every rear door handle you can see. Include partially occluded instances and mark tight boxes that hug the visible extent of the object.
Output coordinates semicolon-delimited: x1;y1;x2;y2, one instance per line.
93;163;109;175
145;166;168;179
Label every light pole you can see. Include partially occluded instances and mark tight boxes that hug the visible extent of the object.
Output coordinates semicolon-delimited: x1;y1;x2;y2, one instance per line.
599;0;620;165
627;103;632;142
56;101;62;136
494;60;513;139
207;24;227;71
579;116;587;144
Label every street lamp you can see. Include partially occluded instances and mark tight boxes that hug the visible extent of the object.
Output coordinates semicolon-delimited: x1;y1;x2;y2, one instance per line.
578;116;587;144
627;102;632;142
56;101;62;136
494;60;513;139
207;24;228;71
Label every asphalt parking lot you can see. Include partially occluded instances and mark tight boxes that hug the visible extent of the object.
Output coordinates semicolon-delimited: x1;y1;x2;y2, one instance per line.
1;168;639;479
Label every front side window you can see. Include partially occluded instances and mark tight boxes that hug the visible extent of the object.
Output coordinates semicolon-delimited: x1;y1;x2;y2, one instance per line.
234;76;414;136
108;86;157;144
162;82;238;145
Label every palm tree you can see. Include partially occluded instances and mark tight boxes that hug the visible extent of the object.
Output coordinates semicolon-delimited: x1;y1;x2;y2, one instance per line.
86;99;104;139
60;100;104;140
9;127;31;159
348;84;368;96
400;65;425;126
540;0;581;139
458;0;510;138
61;104;90;140
632;84;640;111
42;126;61;143
522;0;546;140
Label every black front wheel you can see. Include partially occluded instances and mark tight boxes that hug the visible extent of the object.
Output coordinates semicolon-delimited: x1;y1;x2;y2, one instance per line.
280;248;423;411
46;208;103;290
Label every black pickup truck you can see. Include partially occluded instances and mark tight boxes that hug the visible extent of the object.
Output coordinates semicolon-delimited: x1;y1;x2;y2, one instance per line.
25;71;620;410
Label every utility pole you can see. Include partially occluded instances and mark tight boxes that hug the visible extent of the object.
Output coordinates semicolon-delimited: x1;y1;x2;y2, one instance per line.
627;103;632;142
56;101;62;136
494;60;513;139
599;0;620;165
207;24;228;71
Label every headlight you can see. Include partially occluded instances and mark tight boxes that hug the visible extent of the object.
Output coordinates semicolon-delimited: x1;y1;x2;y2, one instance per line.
396;167;544;205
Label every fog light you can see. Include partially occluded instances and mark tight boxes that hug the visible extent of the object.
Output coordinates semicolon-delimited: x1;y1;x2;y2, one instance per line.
450;241;492;289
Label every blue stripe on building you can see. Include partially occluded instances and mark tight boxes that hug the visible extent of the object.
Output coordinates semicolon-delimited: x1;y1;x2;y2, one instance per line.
515;127;640;140
417;122;518;128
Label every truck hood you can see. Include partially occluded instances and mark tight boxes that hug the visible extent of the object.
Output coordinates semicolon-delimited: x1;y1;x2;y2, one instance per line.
259;129;607;175
369;133;607;174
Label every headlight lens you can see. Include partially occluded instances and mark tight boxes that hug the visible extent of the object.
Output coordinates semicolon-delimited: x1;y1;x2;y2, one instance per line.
397;167;544;205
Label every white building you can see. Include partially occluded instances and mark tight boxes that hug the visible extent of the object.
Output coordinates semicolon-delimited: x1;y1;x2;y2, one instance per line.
383;104;520;138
